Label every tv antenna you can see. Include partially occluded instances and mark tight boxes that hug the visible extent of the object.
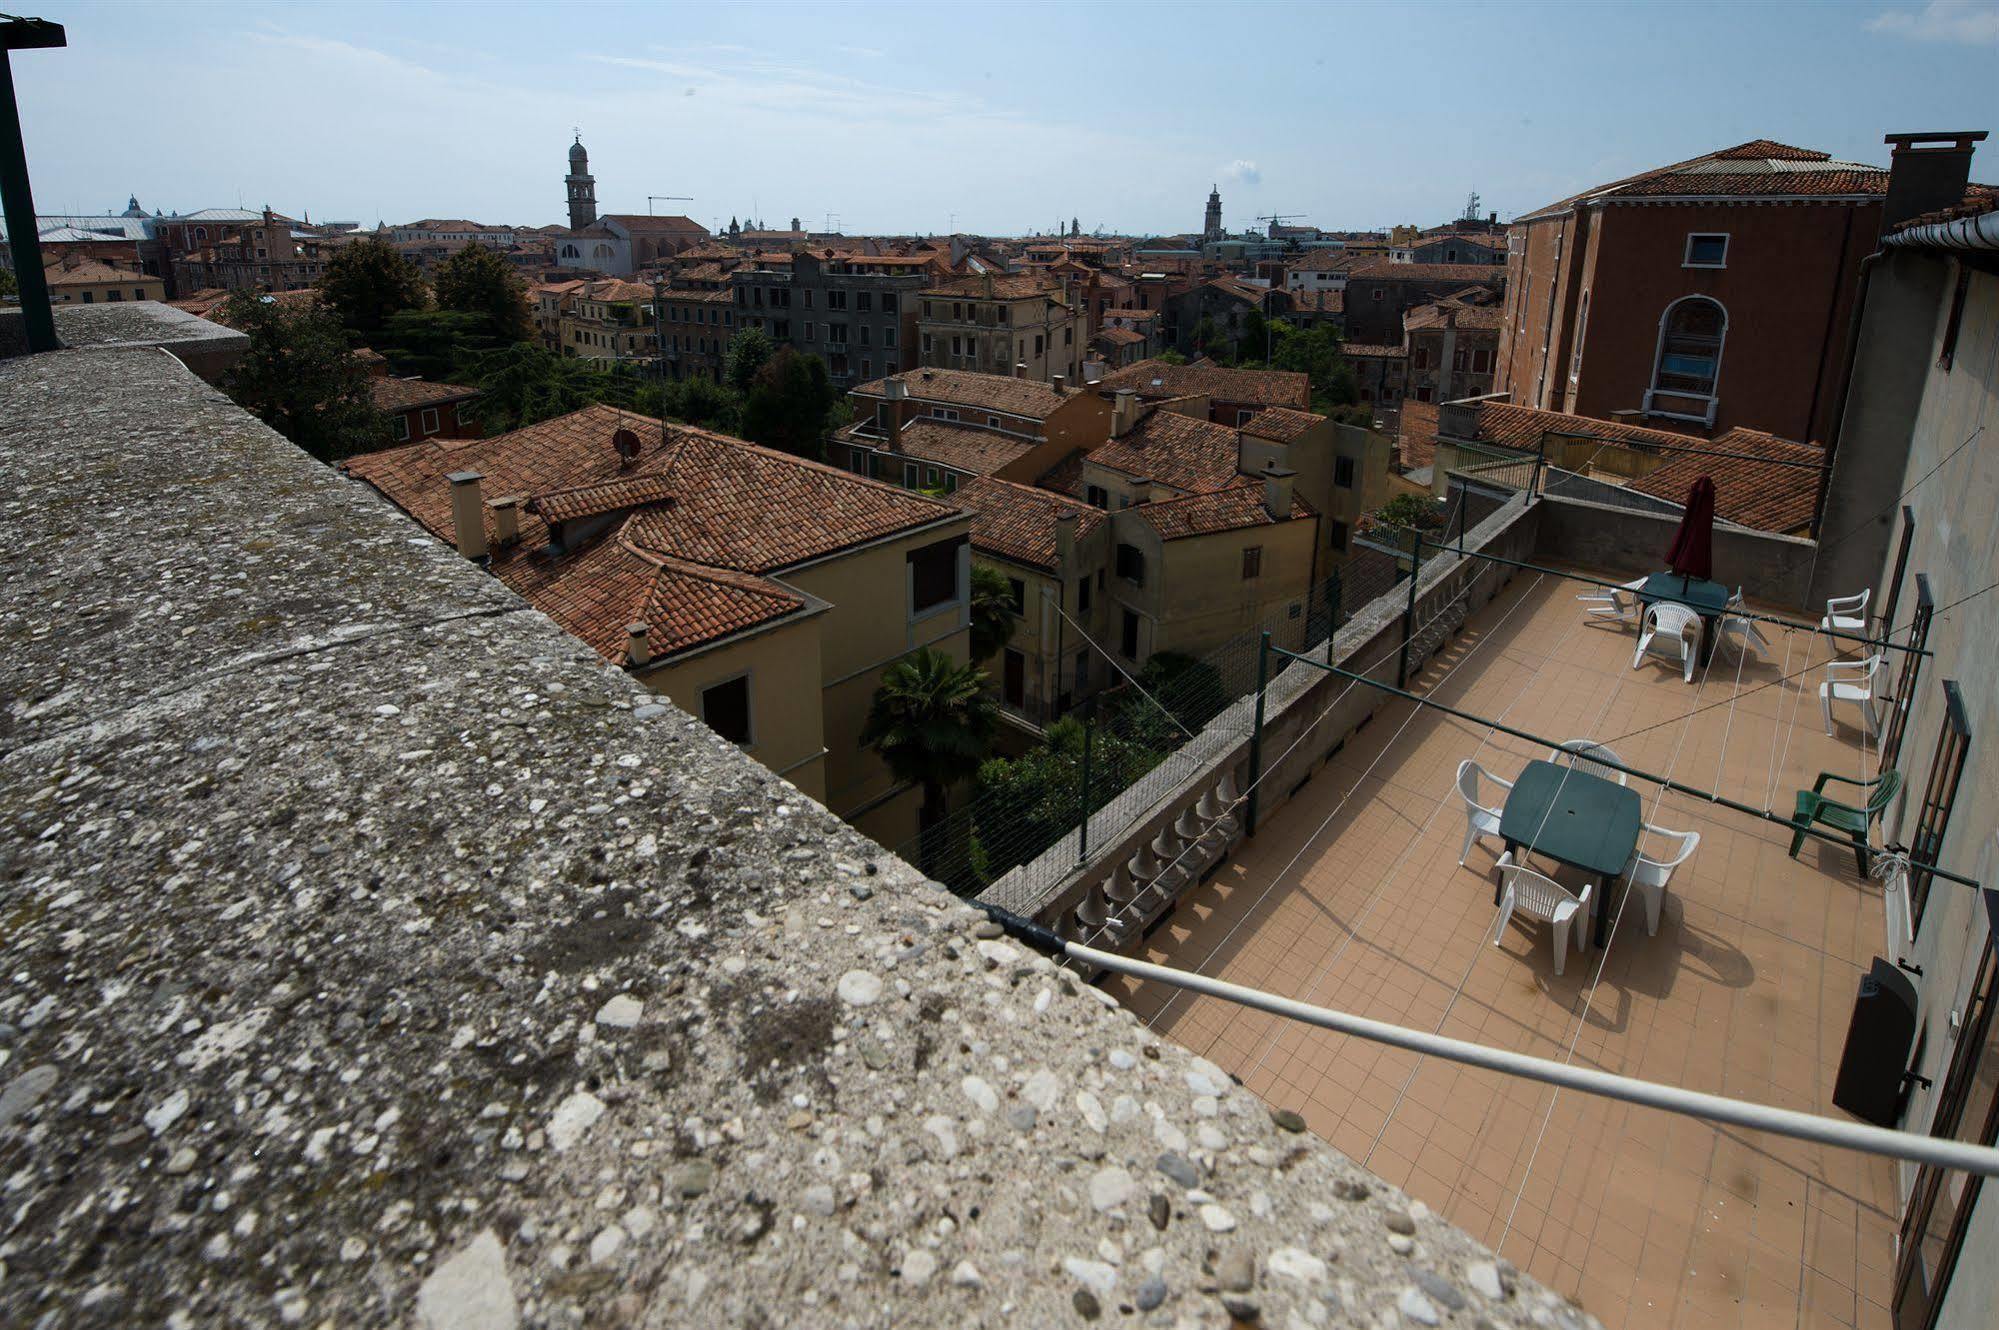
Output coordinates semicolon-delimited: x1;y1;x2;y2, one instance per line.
648;194;693;215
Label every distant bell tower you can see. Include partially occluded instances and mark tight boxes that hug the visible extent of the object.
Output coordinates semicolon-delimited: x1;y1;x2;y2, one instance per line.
1203;185;1222;241
566;134;597;231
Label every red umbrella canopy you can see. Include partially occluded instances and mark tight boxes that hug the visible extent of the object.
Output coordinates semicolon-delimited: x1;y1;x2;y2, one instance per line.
1665;475;1717;582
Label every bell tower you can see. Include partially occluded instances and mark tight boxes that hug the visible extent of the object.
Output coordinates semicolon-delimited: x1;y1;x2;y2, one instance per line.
566;134;597;231
1203;185;1222;241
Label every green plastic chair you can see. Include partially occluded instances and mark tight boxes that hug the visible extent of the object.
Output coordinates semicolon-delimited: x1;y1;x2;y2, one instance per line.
1788;770;1901;876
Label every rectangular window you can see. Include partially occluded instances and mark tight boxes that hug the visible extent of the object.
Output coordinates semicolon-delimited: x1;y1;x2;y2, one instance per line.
1241;546;1263;579
803;323;815;340
1034;334;1045;356
883;294;898;314
803;289;815;309
885;327;898;348
1115;542;1145;586
909;537;963;615
392;414;411;442
420;408;440;436
701;675;753;745
924;467;940;486
1684;233;1728;268
1006;577;1026;615
828;290;847;310
904;462;918;487
1330;520;1349;553
1335;456;1356;489
1086;484;1110;510
1077;577;1091;613
1075;649;1091;690
1120;609;1140;659
987;415;1001;428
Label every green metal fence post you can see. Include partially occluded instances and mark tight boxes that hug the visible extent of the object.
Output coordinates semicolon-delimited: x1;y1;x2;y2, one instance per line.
1397;535;1424;688
1076;694;1095;865
1245;631;1271;838
1456;489;1469;556
1326;567;1342;665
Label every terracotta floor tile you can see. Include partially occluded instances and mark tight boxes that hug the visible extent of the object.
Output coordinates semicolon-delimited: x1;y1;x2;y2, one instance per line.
1107;576;1896;1325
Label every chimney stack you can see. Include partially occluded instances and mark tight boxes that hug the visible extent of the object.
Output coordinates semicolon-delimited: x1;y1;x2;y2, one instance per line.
883;376;907;452
447;471;488;560
1880;131;1988;235
1262;465;1296;521
626;624;651;668
1082;358;1105;385
1112;387;1140;437
1055;508;1078;572
1015;361;1027;379
1052;374;1067;395
487;495;522;547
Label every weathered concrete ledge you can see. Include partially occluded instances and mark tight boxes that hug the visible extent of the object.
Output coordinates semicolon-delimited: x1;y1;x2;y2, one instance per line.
0;300;249;381
0;349;1593;1328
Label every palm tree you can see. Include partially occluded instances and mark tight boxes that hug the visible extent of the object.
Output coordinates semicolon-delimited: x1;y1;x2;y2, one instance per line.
968;564;1019;663
863;647;998;876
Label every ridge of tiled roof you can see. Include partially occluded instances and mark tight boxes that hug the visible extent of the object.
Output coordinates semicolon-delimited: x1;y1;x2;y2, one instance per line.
1513;139;1922;221
601;213;707;233
1087;409;1243;494
866;419;1039;477
1404;301;1503;333
529;473;678;525
1342;343;1405;358
1093;326;1146;346
1888;187;1999;235
952;476;1106;572
852;368;1067;420
1135;479;1310;541
1097;360;1310;410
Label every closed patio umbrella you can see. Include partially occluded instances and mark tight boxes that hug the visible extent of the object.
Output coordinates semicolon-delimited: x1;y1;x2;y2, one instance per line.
1665;474;1716;593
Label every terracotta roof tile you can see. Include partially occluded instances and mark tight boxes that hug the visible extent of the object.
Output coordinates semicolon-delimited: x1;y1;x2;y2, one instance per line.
342;404;956;659
1349;261;1507;284
1097;359;1309;410
1342;343;1405;359
1511;139;1960;221
1241;407;1327;443
881;420;1038;476
1088;410;1242;494
951;476;1104;572
1136;480;1309;541
853;368;1068;421
1093;326;1146;346
922;272;1063;300
1398;400;1440;470
369;377;479;413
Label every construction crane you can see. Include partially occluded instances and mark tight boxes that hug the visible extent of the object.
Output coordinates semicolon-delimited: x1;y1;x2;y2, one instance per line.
1255;212;1305;239
647;194;692;215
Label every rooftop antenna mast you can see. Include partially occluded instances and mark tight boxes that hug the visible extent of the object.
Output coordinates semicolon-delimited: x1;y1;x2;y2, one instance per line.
647;194;692;216
1462;191;1481;222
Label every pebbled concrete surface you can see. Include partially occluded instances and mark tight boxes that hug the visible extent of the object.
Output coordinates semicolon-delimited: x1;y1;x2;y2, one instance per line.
0;349;1597;1328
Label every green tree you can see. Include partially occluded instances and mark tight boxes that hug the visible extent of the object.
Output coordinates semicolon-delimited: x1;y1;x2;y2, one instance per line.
863;647;997;874
740;347;837;459
653;373;741;433
724;325;777;395
966;714;1168;887
219;292;386;463
373;308;514;381
433;244;530;342
969;564;1019;663
316;236;426;337
462;342;636;433
0;267;17;300
1154;348;1188;365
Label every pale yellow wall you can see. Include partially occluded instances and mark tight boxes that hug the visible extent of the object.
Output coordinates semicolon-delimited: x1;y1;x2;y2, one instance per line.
48;275;166;304
643;613;828;802
781;517;974;844
1105;510;1319;662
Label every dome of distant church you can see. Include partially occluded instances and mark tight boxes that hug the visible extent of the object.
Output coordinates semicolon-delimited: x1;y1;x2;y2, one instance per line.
569;137;588;164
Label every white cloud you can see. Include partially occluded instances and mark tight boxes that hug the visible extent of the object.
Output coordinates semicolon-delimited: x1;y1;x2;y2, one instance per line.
1221;159;1261;185
835;44;887;58
1867;0;1999;43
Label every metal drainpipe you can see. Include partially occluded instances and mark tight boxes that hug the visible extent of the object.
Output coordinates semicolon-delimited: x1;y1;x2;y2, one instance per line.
1812;248;1884;539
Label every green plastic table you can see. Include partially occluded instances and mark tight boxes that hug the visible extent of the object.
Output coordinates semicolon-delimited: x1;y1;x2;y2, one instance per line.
1638;573;1731;666
1497;760;1643;947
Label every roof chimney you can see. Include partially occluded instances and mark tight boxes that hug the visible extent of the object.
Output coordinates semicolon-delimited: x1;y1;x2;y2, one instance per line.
626;623;651;668
1112;388;1141;437
1880;131;1988;235
447;471;488;560
1015;361;1027;379
1052;374;1067;395
1262;465;1296;521
1055;508;1078;572
487;495;522;548
882;376;907;452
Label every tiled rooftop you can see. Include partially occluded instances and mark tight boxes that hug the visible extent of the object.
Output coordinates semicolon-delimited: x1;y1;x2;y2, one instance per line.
1109;571;1901;1329
1098;359;1311;409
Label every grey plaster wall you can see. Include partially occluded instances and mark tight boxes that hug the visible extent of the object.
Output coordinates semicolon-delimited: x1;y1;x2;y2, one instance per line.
0;348;1589;1329
1531;494;1820;610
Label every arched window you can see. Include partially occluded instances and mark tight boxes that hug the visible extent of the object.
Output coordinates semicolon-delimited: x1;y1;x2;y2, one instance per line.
1650;297;1726;406
193;226;207;241
593;243;614;260
561;244;579;259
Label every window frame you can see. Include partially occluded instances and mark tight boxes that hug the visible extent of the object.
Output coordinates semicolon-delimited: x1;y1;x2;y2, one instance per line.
1682;232;1729;269
907;536;965;621
1334;455;1356;489
1241;545;1263;580
1645;295;1728;423
420;407;441;436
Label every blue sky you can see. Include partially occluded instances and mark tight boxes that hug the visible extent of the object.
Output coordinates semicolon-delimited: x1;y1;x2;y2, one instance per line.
13;0;1999;236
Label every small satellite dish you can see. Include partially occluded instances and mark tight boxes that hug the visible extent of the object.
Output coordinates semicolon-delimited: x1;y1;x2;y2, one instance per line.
612;428;642;464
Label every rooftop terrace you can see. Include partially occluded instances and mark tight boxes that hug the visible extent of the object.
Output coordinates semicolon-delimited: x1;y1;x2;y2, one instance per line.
1108;568;1900;1328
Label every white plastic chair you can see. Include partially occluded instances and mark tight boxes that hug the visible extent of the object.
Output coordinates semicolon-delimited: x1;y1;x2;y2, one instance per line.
1820;654;1888;738
1633;602;1703;684
1819;589;1870;656
1624;823;1700;936
1551;738;1628;785
1453;759;1513;866
1715;588;1771;661
1577;578;1644;627
1492;851;1592;976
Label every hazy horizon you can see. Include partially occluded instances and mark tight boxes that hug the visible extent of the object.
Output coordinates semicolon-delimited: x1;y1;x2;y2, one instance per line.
12;0;1999;239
